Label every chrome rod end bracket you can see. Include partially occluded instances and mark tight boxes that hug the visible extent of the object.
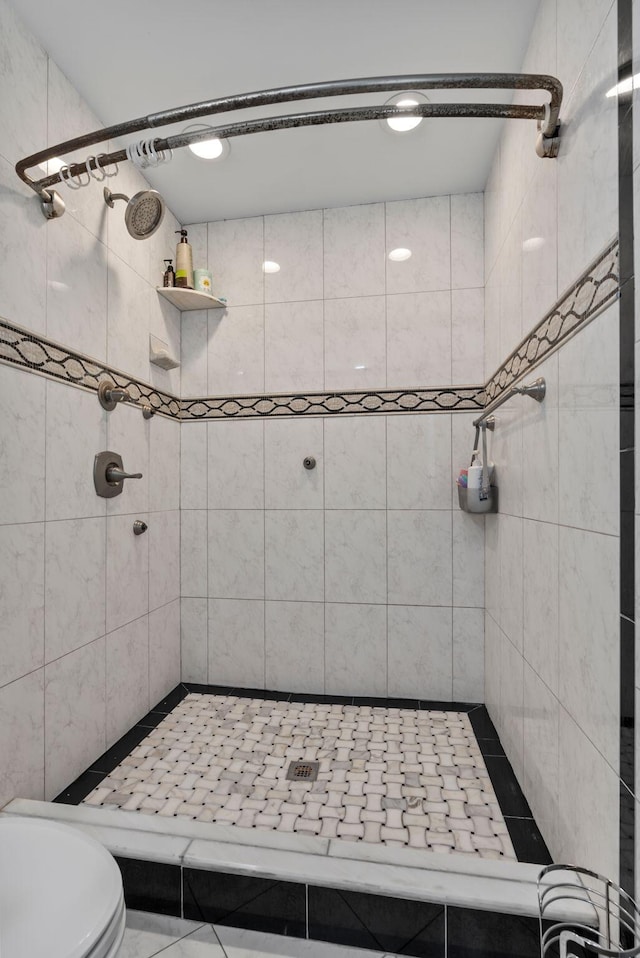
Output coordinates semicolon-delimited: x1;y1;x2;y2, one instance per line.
484;416;496;431
528;377;546;402
536;120;560;158
40;188;65;220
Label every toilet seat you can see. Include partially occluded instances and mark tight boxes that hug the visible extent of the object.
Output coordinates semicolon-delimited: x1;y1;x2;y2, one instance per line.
0;817;125;958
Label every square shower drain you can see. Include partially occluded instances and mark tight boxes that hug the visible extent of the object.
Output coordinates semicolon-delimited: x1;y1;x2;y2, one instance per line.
286;760;319;781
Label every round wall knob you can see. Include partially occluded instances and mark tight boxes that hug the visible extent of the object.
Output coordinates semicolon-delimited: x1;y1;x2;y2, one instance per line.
133;520;148;536
303;456;316;470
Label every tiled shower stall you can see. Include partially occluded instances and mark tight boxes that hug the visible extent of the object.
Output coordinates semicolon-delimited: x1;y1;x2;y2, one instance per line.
0;0;637;910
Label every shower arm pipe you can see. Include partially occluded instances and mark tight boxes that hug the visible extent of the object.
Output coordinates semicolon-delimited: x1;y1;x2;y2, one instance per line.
473;377;547;430
16;71;562;198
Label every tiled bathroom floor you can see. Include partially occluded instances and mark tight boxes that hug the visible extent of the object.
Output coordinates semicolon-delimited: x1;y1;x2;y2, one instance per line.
82;691;516;859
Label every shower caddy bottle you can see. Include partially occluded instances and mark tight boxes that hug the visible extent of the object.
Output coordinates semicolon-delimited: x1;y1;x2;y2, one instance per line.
175;229;193;288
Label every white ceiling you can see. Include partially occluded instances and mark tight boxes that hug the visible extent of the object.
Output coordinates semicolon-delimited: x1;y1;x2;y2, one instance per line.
13;0;540;223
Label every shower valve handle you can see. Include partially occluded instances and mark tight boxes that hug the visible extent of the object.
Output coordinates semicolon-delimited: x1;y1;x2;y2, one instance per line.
106;465;142;484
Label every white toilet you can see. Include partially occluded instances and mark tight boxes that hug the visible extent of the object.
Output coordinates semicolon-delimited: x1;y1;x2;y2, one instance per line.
0;817;126;958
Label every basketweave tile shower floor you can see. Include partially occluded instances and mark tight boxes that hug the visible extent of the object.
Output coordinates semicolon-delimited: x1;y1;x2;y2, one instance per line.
67;687;548;862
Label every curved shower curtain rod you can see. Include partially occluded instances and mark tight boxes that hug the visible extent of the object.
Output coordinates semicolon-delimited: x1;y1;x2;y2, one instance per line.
15;71;563;221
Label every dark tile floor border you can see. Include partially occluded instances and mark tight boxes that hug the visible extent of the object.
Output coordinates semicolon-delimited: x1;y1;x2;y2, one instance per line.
55;683;551;865
115;857;550;958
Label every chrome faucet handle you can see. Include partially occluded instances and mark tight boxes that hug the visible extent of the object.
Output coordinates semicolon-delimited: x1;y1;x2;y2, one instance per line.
105;465;143;484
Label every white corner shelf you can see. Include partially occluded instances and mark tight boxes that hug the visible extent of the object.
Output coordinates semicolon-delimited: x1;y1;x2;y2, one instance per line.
156;287;227;311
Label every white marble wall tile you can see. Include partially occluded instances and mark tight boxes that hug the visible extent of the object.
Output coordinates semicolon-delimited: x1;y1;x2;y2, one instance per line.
149;510;180;612
106;615;149;746
324;416;385;510
184;223;208;275
522;519;559;695
388;606;453;700
106;513;149;632
558;526;619;768
265;601;324;693
324;296;386;390
523;663;559;857
451;193;484;290
264;209;323;303
148;293;181;397
487;398;523;519
558;306;619;535
520;163;558;335
557;706;619;881
208;510;264;599
44;636;106;800
149;415;180;513
0;364;45;524
556;0;616;102
557;7;619;293
324;603;387;696
500;633;524;783
498;211;523;361
499;515;523;651
0;523;44;688
521;353;559;525
453;607;484;701
208;420;264;510
484;516;501;628
265;510;324;601
323;204;385;298
180;310;209;397
264;300;324;393
0;669;44;808
452;288;485;385
484;612;503;732
105;401;150;517
46;213;108;362
181;424;207;509
45;381;107;521
106;250;150;385
208;598;264;688
208;305;264;396
181;597;208;683
483;281;501;382
149;599;181;706
387;511;452;606
265;418;323;509
208;216;264;306
181;510;207;598
386;196;451;294
0;0;47;164
387;414;451;510
45;517;106;663
452;512;484;608
0;156;47;335
386;291;452;386
324;510;386;604
484;147;502;284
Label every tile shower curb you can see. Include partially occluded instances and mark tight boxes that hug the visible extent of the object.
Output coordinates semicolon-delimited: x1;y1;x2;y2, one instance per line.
0;237;619;422
0;798;596;926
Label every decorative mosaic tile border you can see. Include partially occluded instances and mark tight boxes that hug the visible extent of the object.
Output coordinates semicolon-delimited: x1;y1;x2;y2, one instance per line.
483;238;619;404
180;386;485;420
0;238;619;422
0;318;179;418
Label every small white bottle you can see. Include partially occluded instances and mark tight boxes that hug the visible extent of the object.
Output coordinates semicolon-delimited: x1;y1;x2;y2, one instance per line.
467;450;483;490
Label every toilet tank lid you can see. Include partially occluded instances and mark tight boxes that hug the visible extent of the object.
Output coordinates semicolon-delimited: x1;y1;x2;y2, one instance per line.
0;816;123;958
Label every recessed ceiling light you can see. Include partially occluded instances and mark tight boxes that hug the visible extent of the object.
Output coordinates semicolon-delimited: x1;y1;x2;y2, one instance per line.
388;248;412;262
355;364;366;370
262;261;280;273
383;92;429;133
184;124;230;161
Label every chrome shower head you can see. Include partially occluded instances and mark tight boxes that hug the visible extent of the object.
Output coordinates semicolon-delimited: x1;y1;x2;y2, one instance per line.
103;186;165;239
